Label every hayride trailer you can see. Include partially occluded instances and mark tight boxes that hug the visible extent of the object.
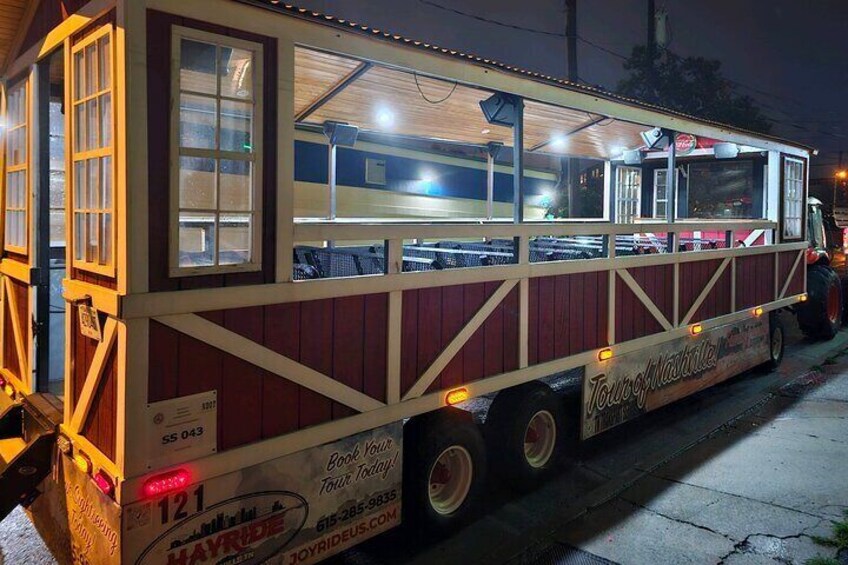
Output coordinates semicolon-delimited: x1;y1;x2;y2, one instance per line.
0;1;817;563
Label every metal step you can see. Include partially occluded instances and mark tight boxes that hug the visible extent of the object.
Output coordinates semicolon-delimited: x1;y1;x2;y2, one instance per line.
0;393;60;522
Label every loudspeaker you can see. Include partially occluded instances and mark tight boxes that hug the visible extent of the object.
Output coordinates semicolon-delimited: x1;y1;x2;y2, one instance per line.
323;121;359;147
640;127;671;150
623;150;643;165
714;142;739;159
480;92;519;127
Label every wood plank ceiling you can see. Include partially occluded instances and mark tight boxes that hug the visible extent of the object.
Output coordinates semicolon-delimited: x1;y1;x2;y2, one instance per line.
0;0;30;71
293;47;649;160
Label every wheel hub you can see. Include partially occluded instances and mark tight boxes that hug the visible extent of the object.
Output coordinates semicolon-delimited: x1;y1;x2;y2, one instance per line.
523;410;557;469
428;446;473;515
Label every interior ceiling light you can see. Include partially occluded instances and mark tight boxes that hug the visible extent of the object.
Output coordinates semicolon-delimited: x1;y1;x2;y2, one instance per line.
375;108;395;128
550;136;567;150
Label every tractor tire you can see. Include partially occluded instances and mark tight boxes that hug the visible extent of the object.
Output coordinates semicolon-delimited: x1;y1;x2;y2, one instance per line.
402;408;487;535
484;382;565;492
798;265;842;340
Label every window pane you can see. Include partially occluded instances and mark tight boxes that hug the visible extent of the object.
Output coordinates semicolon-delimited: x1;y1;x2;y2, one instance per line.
74;212;84;260
74;51;84;101
87;212;98;262
219;213;251;265
100;213;112;265
86;99;98;149
179;212;216;267
101;156;112;209
179;156;216;209
87;158;100;209
98;35;111;90
220;100;252;152
75;103;86;152
85;44;97;98
74;161;85;208
100;93;112;147
220;46;254;99
219;159;250;211
181;39;217;95
180;93;216;150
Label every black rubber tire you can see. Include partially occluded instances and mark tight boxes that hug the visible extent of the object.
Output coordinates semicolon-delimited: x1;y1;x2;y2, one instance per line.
402;408;487;535
484;382;565;492
763;312;785;370
797;265;842;340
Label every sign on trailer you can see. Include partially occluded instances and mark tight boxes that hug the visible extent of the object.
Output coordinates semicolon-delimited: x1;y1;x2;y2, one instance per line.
124;423;402;565
582;318;770;439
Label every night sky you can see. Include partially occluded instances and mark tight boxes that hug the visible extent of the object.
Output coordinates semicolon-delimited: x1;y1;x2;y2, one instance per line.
293;0;848;177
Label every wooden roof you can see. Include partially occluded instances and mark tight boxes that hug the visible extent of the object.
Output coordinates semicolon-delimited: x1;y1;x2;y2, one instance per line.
0;0;31;72
293;47;646;160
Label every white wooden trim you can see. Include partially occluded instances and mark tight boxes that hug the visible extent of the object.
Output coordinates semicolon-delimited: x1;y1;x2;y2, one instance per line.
779;249;804;299
155;313;385;413
120;293;803;500
276;36;295;282
402;279;517;400
743;229;765;247
608;268;616;345
519;277;529;368
681;257;731;325
617;269;673;331
69;317;119;432
386;290;402;404
673;262;680;326
123;242;807;319
119;316;149;481
731;257;737;311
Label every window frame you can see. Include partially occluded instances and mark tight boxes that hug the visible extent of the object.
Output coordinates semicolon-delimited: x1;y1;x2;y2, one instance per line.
69;24;117;276
4;78;30;256
781;156;805;241
169;25;264;277
615;166;641;224
653;168;680;220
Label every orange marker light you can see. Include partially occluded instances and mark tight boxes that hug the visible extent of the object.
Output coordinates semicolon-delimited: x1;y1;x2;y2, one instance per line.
445;387;470;405
73;452;92;475
753;307;764;317
691;324;703;335
799;294;808;302
598;348;613;361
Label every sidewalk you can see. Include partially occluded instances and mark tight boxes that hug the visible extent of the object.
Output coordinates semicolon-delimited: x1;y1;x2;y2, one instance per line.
544;343;848;564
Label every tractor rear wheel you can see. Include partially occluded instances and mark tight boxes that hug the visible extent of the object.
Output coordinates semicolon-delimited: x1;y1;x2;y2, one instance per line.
798;265;842;340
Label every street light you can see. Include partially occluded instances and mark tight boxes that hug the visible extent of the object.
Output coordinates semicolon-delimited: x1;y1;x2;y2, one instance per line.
835;170;848;211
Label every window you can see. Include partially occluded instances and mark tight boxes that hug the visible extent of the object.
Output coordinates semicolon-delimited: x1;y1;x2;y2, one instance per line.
70;26;114;274
171;27;263;274
783;157;804;240
687;161;758;219
5;80;28;253
653;168;679;220
615;166;641;223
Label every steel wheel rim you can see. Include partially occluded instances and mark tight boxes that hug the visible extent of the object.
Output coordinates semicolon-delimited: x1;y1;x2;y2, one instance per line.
523;410;557;468
771;326;783;361
428;446;473;515
827;284;840;323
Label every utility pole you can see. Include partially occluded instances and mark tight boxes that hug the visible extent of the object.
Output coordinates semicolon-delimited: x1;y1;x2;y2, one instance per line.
646;0;656;102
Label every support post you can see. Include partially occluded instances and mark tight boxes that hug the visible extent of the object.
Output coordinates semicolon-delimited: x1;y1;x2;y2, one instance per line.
666;131;676;251
486;142;502;221
328;143;337;221
513;98;525;224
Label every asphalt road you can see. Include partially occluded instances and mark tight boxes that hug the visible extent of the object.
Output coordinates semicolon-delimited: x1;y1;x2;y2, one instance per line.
325;310;848;565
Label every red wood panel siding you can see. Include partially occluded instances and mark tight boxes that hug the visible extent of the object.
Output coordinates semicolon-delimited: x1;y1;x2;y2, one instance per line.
735;254;776;310
678;259;732;324
147;11;278;292
615;272;664;343
70;310;116;460
20;0;92;55
778;251;804;297
528;272;608;365
628;265;674;323
2;279;27;380
148;294;389;451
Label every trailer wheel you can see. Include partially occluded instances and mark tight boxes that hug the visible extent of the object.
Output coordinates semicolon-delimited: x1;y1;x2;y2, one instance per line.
763;313;785;369
485;382;564;491
798;265;842;340
403;408;486;534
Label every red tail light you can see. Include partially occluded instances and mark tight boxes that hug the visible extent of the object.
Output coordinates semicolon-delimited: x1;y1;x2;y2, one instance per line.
94;471;115;497
143;469;190;498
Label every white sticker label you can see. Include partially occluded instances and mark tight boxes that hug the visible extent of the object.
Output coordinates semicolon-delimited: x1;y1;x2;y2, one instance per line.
146;391;217;469
78;304;102;341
